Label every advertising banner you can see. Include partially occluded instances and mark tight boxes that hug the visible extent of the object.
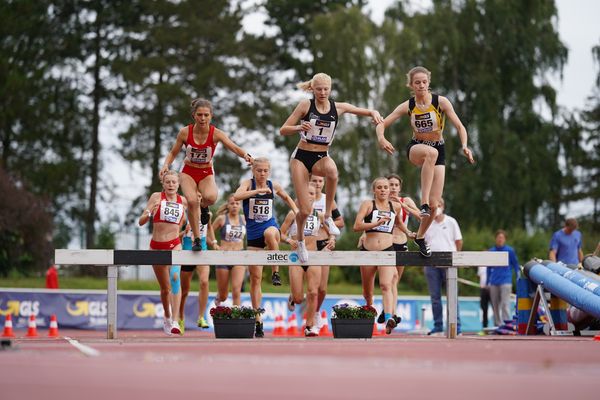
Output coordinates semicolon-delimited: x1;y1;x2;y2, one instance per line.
0;288;490;332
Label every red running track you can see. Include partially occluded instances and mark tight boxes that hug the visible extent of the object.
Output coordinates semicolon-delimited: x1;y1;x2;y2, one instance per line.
1;330;599;400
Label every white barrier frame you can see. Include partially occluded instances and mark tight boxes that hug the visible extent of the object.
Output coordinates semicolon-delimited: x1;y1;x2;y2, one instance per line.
55;250;508;340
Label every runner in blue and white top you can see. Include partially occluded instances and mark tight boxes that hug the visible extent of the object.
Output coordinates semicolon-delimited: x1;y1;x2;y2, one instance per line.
233;157;298;338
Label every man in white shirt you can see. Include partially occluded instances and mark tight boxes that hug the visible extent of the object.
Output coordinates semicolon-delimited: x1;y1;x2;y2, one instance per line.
424;198;463;335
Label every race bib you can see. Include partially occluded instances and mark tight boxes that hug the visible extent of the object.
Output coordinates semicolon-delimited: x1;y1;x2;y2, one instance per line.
412;112;439;133
248;198;273;222
186;146;212;164
198;222;207;239
159;200;184;224
225;225;245;242
304;118;336;144
303;214;319;236
371;209;394;233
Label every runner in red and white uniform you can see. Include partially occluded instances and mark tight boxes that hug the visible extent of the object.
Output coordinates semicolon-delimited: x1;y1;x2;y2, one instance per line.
160;98;253;251
139;170;187;336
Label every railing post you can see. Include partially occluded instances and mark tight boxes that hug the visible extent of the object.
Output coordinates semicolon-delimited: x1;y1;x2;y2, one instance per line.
446;266;458;339
107;266;118;339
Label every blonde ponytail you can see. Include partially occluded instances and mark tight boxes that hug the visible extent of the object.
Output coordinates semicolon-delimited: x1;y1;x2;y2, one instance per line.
296;72;332;92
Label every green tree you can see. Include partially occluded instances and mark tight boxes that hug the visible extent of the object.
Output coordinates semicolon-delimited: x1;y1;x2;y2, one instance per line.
378;0;567;230
0;1;90;241
116;0;273;214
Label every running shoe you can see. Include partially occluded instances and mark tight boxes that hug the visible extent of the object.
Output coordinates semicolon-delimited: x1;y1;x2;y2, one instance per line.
377;309;385;324
413;237;432;258
271;271;282;286
325;216;341;237
393;315;402;325
419;204;431;218
192;237;203;251
197;317;209;329
170;319;181;335
255;321;264;338
287;294;295;312
214;297;222;307
297;240;308;263
163;318;173;336
385;317;397;335
314;311;322;329
304;325;319;337
200;206;210;225
427;327;444;336
179;319;185;335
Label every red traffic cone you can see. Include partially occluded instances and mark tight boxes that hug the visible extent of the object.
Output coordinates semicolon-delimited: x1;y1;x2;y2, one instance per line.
593;334;600;342
318;310;332;337
372;322;381;337
286;313;299;337
48;314;59;338
26;314;38;338
2;314;15;338
273;315;284;337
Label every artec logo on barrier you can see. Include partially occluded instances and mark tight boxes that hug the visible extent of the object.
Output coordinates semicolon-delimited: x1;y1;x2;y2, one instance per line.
265;252;299;263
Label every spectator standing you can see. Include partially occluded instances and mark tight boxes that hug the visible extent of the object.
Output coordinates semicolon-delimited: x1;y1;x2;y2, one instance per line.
45;263;59;289
549;218;584;265
423;198;462;335
487;230;520;326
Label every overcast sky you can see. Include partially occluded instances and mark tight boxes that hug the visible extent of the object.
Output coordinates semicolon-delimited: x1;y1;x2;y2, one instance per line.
99;0;599;238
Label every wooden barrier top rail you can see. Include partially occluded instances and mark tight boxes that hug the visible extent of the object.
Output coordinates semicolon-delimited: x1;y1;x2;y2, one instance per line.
55;249;508;267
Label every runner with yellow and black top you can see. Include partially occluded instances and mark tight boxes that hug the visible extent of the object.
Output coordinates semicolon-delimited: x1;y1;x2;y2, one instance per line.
375;66;475;258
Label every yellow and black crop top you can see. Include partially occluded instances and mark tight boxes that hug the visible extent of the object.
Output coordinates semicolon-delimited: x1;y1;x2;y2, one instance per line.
407;94;446;136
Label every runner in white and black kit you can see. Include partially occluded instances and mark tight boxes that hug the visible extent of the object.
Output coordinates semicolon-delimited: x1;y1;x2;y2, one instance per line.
309;175;344;330
354;177;413;335
212;195;246;306
376;174;420;324
280;182;333;337
280;72;384;264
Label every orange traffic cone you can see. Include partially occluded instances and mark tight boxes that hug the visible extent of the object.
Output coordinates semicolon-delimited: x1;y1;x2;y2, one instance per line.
48;314;59;338
372;322;381;337
286;313;299;337
25;314;38;338
272;315;284;337
318;310;331;337
2;314;15;338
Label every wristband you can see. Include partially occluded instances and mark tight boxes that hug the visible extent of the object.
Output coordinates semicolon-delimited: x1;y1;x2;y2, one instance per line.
146;210;152;218
212;240;218;245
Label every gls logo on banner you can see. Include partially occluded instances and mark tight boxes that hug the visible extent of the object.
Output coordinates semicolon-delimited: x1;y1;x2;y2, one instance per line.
265;252;299;263
0;300;39;316
67;301;107;317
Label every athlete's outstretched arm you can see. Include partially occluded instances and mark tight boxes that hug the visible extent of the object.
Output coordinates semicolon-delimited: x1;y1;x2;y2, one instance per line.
160;128;187;178
336;103;383;124
439;96;474;164
280;99;312;136
273;182;299;215
375;102;409;155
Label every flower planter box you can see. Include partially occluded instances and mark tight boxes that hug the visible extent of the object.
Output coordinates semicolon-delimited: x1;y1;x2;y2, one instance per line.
213;318;255;339
331;318;374;339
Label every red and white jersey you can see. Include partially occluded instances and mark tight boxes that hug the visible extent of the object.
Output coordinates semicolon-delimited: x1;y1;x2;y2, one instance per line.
153;192;185;225
184;124;217;165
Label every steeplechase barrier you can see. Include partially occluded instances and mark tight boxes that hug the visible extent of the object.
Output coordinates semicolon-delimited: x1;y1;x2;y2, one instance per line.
55;249;508;339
